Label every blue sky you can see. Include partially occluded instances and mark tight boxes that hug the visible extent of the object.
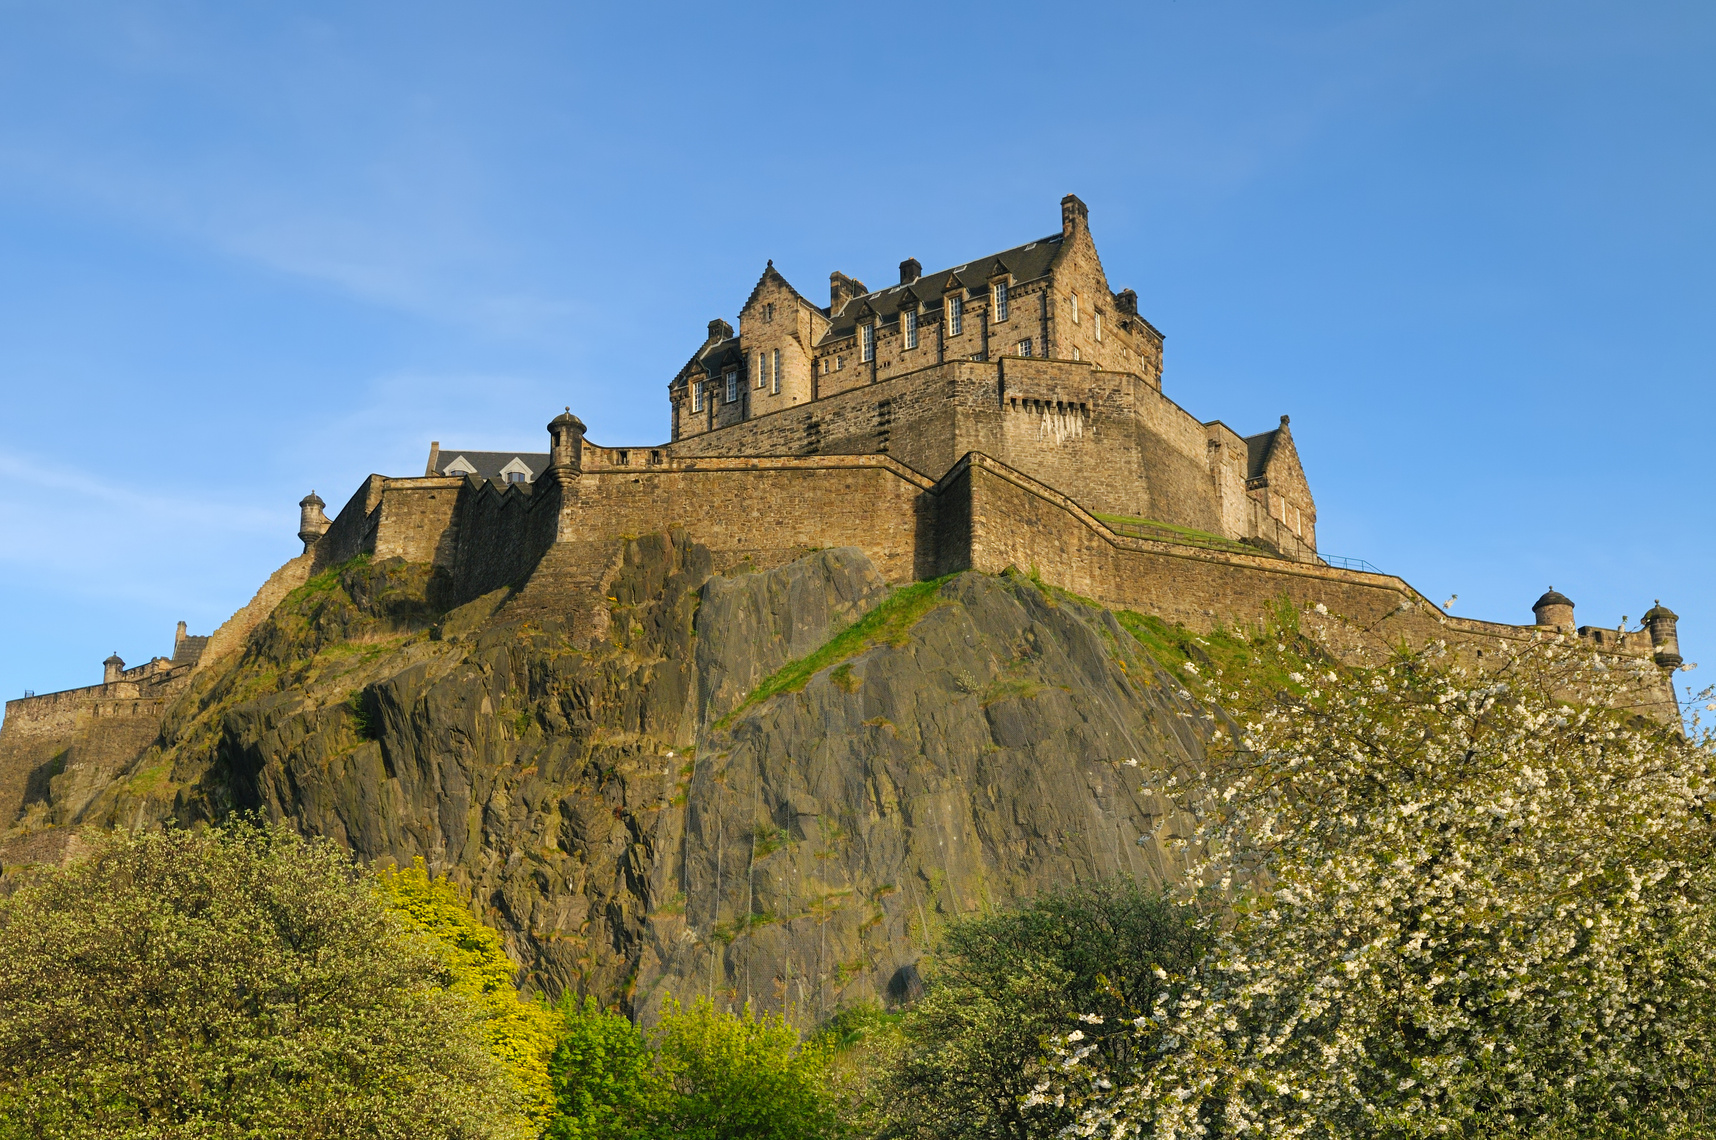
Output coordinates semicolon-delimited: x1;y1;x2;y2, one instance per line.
1;1;1711;713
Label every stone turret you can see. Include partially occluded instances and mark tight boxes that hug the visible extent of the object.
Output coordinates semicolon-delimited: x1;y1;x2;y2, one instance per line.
298;492;330;553
1533;588;1575;633
1644;601;1682;669
103;653;124;684
549;409;586;472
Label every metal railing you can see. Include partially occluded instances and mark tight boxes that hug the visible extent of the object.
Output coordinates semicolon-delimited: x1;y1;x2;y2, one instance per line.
1099;518;1260;555
1321;554;1383;574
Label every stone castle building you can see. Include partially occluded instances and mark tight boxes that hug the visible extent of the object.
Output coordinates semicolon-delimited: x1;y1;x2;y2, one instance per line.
1;195;1686;836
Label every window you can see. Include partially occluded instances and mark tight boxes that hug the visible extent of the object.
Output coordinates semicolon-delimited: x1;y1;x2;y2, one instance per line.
821;357;829;375
616;450;630;465
1072;347;1080;362
1071;292;1080;323
992;281;1009;321
649;450;662;465
771;349;781;394
693;380;704;411
836;355;845;371
861;323;875;362
755;352;765;388
1095;312;1102;341
948;294;963;336
902;308;918;349
505;471;528;483
725;369;738;403
1018;338;1033;357
764;302;775;323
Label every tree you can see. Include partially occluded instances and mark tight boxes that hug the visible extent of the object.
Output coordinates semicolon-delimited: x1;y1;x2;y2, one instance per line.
0;822;521;1140
545;998;660;1140
378;861;562;1132
1054;636;1716;1139
546;997;841;1140
880;880;1204;1140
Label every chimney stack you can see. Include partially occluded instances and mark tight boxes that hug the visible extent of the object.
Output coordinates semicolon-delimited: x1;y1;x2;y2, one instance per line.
706;318;733;343
899;258;921;285
1116;288;1137;315
1061;193;1089;237
829;271;867;313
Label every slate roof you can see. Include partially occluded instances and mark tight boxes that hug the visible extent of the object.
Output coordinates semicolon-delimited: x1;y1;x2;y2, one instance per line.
171;635;210;667
820;233;1065;343
435;450;550;483
672;335;748;389
1243;428;1282;480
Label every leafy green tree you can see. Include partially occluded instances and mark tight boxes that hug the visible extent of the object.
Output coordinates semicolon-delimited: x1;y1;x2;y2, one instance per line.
652;998;841;1140
545;998;660;1140
878;880;1204;1140
546;997;841;1140
0;822;522;1140
378;861;563;1132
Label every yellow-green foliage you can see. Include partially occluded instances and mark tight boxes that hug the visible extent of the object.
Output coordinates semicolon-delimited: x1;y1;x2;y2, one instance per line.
378;860;561;1133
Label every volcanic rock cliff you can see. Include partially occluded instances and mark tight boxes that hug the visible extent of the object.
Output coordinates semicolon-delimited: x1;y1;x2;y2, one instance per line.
8;534;1225;1023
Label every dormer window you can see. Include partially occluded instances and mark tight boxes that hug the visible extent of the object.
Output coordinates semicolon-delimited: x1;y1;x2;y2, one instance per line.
724;369;738;403
505;471;527;483
902;309;918;350
498;457;535;484
693;380;704;412
948;294;963;336
992;281;1009;322
861;323;875;363
442;456;477;478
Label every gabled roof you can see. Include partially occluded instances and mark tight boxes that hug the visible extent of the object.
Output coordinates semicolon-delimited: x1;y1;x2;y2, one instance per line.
740;260;814;316
435;450;551;483
1243;428;1281;480
819;233;1065;343
671;335;746;388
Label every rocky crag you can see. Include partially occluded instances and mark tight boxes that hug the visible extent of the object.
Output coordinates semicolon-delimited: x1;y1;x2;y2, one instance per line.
4;535;1270;1022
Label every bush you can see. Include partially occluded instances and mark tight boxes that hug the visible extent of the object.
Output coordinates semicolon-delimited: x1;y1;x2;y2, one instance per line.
878;879;1203;1139
0;822;521;1139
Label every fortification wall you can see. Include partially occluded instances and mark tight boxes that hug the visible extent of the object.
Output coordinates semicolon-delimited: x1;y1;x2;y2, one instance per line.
373;477;464;566
200;551;315;667
446;478;561;603
943;455;1678;717
670;357;1234;528
0;682;178;829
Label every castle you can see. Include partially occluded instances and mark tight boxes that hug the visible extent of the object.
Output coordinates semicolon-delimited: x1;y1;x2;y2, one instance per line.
0;195;1686;837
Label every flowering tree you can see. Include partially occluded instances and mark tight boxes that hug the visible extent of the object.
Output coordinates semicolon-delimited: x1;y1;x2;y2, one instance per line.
1050;632;1716;1139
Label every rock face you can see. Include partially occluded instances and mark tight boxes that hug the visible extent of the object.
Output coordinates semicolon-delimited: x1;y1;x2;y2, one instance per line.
7;534;1213;1025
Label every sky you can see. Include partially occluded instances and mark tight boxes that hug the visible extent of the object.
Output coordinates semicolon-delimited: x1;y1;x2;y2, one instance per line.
1;0;1711;716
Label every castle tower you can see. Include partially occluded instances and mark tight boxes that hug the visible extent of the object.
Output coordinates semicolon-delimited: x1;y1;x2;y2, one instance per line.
1532;588;1576;633
549;409;586;472
1644;601;1683;669
103;652;124;684
298;492;330;553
